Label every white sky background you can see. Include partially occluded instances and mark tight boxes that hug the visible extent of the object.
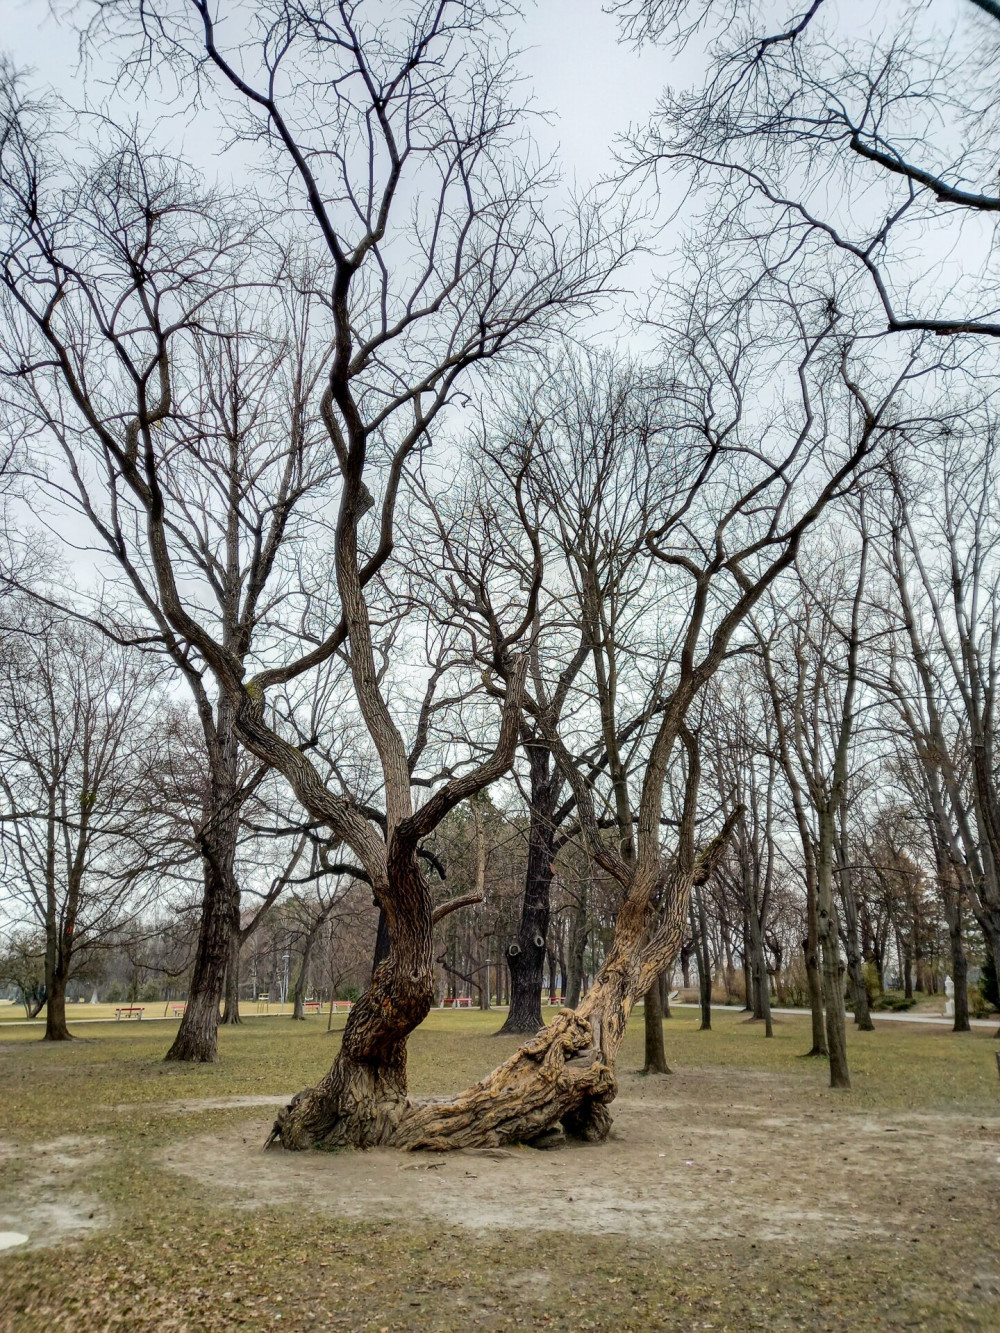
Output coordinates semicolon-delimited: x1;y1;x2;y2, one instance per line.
0;0;675;228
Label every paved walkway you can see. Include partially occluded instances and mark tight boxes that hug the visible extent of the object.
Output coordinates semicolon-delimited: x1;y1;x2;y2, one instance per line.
2;1004;996;1031
670;1002;999;1029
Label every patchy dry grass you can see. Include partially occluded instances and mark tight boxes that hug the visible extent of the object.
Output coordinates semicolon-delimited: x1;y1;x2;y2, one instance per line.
1;1007;999;1332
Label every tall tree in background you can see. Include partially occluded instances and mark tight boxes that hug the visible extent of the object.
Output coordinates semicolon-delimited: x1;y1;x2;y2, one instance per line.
0;605;168;1039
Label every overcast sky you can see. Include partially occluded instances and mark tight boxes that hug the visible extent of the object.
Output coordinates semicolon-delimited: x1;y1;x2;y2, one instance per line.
0;0;674;194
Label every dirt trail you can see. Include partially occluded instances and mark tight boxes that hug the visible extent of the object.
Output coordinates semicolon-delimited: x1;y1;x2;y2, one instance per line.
158;1068;1000;1246
0;1136;110;1248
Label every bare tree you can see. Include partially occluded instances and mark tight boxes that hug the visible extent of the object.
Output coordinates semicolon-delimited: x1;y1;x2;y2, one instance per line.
0;603;169;1039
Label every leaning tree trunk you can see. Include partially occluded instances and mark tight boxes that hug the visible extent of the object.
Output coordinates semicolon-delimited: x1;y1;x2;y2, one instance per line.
499;743;557;1035
270;808;737;1152
391;892;688;1151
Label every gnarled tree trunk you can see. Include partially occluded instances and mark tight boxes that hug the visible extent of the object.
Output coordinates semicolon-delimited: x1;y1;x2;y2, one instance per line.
269;854;435;1148
270;803;737;1152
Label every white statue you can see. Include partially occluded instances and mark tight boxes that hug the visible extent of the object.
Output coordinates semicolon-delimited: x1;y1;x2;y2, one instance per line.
944;974;955;1019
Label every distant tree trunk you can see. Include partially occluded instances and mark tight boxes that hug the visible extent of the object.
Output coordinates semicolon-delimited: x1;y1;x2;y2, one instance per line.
837;813;873;1032
747;909;772;1037
500;742;556;1035
817;812;850;1088
742;920;753;1012
694;888;712;1032
944;889;970;1033
42;800;73;1042
642;969;670;1074
221;916;242;1025
660;970;671;1018
900;930;914;999
564;879;589;1010
680;936;693;989
293;919;325;1021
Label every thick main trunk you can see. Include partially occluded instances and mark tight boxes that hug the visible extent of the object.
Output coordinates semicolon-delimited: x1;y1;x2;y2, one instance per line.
167;695;241;1062
271;856;434;1148
43;965;71;1042
499;744;556;1035
165;817;237;1062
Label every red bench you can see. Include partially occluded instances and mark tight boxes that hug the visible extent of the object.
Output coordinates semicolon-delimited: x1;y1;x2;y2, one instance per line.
303;1000;322;1014
115;1006;144;1020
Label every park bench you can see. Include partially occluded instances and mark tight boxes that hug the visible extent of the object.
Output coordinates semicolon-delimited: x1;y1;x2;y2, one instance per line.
115;1005;144;1020
171;1004;186;1016
303;1000;322;1014
329;1000;353;1012
546;995;566;1005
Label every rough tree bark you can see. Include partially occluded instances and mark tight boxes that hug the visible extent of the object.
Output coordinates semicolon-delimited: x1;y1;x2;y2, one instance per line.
500;741;557;1034
166;722;240;1062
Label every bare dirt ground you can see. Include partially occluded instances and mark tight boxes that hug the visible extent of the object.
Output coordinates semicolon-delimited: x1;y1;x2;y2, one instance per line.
157;1067;1000;1251
2;1016;999;1331
0;1135;110;1249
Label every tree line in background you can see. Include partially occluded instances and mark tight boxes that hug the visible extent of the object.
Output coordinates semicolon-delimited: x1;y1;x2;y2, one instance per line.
0;0;999;1149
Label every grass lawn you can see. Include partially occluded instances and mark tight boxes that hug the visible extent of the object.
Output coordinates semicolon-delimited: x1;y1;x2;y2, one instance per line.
1;1007;998;1332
